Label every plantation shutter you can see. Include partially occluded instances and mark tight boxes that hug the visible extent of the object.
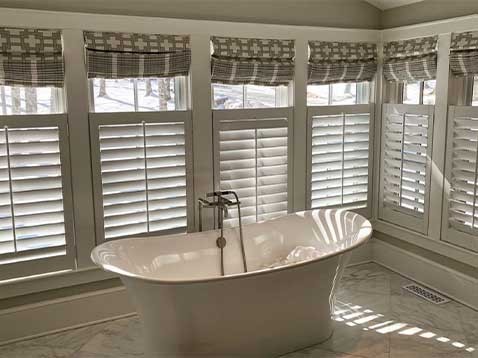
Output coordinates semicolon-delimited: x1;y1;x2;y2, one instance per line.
308;41;377;85
379;104;434;234
0;27;64;87
449;31;478;77
84;31;191;79
442;106;478;252
307;105;372;214
211;36;295;86
90;112;192;242
383;36;438;82
0;115;74;280
213;108;291;227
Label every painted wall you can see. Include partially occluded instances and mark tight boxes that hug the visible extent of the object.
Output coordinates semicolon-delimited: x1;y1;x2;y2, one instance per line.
0;0;382;29
381;0;478;28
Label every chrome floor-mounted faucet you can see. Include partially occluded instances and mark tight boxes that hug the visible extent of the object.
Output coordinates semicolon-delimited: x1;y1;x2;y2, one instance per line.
198;191;248;276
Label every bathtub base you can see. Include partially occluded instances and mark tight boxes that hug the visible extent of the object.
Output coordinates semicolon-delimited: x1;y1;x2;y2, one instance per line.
123;255;346;358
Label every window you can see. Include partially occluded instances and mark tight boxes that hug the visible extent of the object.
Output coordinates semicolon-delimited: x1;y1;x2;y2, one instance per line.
89;77;187;113
402;80;436;105
213;109;291;227
90;114;192;241
307;82;370;106
308;108;371;212
212;84;288;109
379;104;434;234
0;85;64;115
441;107;478;252
0;27;75;280
85;31;193;243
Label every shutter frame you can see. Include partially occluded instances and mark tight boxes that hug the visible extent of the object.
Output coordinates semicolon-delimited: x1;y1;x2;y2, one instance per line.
90;110;194;244
378;104;434;235
0;114;75;280
441;106;478;252
213;107;292;227
306;104;373;218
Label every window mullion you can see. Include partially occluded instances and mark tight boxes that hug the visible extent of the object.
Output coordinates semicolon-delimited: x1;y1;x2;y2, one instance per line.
142;121;150;233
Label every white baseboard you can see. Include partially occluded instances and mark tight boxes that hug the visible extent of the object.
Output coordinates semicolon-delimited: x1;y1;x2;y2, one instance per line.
0;286;135;346
347;241;373;267
373;239;478;311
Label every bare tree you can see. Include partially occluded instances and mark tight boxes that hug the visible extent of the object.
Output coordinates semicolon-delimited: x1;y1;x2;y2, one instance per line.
145;79;153;96
165;79;171;101
25;87;37;113
98;79;107;97
12;87;21;114
158;78;168;110
0;86;7;115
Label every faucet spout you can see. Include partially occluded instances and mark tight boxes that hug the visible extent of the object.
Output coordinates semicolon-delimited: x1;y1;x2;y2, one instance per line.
197;190;248;276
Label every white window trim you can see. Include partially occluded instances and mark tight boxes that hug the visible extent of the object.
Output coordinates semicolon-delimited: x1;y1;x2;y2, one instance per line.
212;107;294;224
378;103;435;235
89;110;195;244
0;114;76;280
306;104;374;218
441;105;478;252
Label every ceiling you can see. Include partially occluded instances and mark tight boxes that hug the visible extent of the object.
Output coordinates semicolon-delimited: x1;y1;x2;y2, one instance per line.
364;0;425;10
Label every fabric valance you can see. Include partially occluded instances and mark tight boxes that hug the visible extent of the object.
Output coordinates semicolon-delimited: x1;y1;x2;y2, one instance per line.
307;41;377;84
84;31;191;79
211;36;295;86
450;31;478;77
0;27;64;87
383;36;438;82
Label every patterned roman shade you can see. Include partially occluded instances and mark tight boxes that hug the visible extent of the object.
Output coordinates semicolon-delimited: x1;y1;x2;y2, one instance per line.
0;27;64;87
84;31;191;79
450;31;478;77
383;36;438;82
308;41;377;84
211;36;295;86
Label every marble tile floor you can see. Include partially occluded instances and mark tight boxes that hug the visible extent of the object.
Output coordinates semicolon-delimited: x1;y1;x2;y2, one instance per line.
0;263;476;358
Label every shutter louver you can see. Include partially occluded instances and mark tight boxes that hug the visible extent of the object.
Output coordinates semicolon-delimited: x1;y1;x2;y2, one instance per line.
448;116;478;233
310;113;369;209
0;126;66;256
216;116;289;227
99;122;187;240
383;113;428;215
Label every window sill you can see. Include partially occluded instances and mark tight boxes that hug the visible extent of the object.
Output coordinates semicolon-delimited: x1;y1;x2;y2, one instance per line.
0;266;115;300
372;219;478;268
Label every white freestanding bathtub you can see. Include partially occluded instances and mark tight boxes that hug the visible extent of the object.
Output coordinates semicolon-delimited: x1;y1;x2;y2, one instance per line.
91;209;372;357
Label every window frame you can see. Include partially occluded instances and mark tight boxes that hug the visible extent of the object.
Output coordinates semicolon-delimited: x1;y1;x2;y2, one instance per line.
212;107;293;226
378;103;435;235
0;114;76;280
89;110;194;244
307;82;370;107
441;105;478;252
88;77;189;113
306;104;374;218
211;84;289;110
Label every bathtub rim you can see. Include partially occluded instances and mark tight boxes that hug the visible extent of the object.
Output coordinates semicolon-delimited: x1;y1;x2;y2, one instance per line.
91;209;372;285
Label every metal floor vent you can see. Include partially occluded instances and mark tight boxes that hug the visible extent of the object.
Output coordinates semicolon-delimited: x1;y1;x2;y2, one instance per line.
402;284;450;304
